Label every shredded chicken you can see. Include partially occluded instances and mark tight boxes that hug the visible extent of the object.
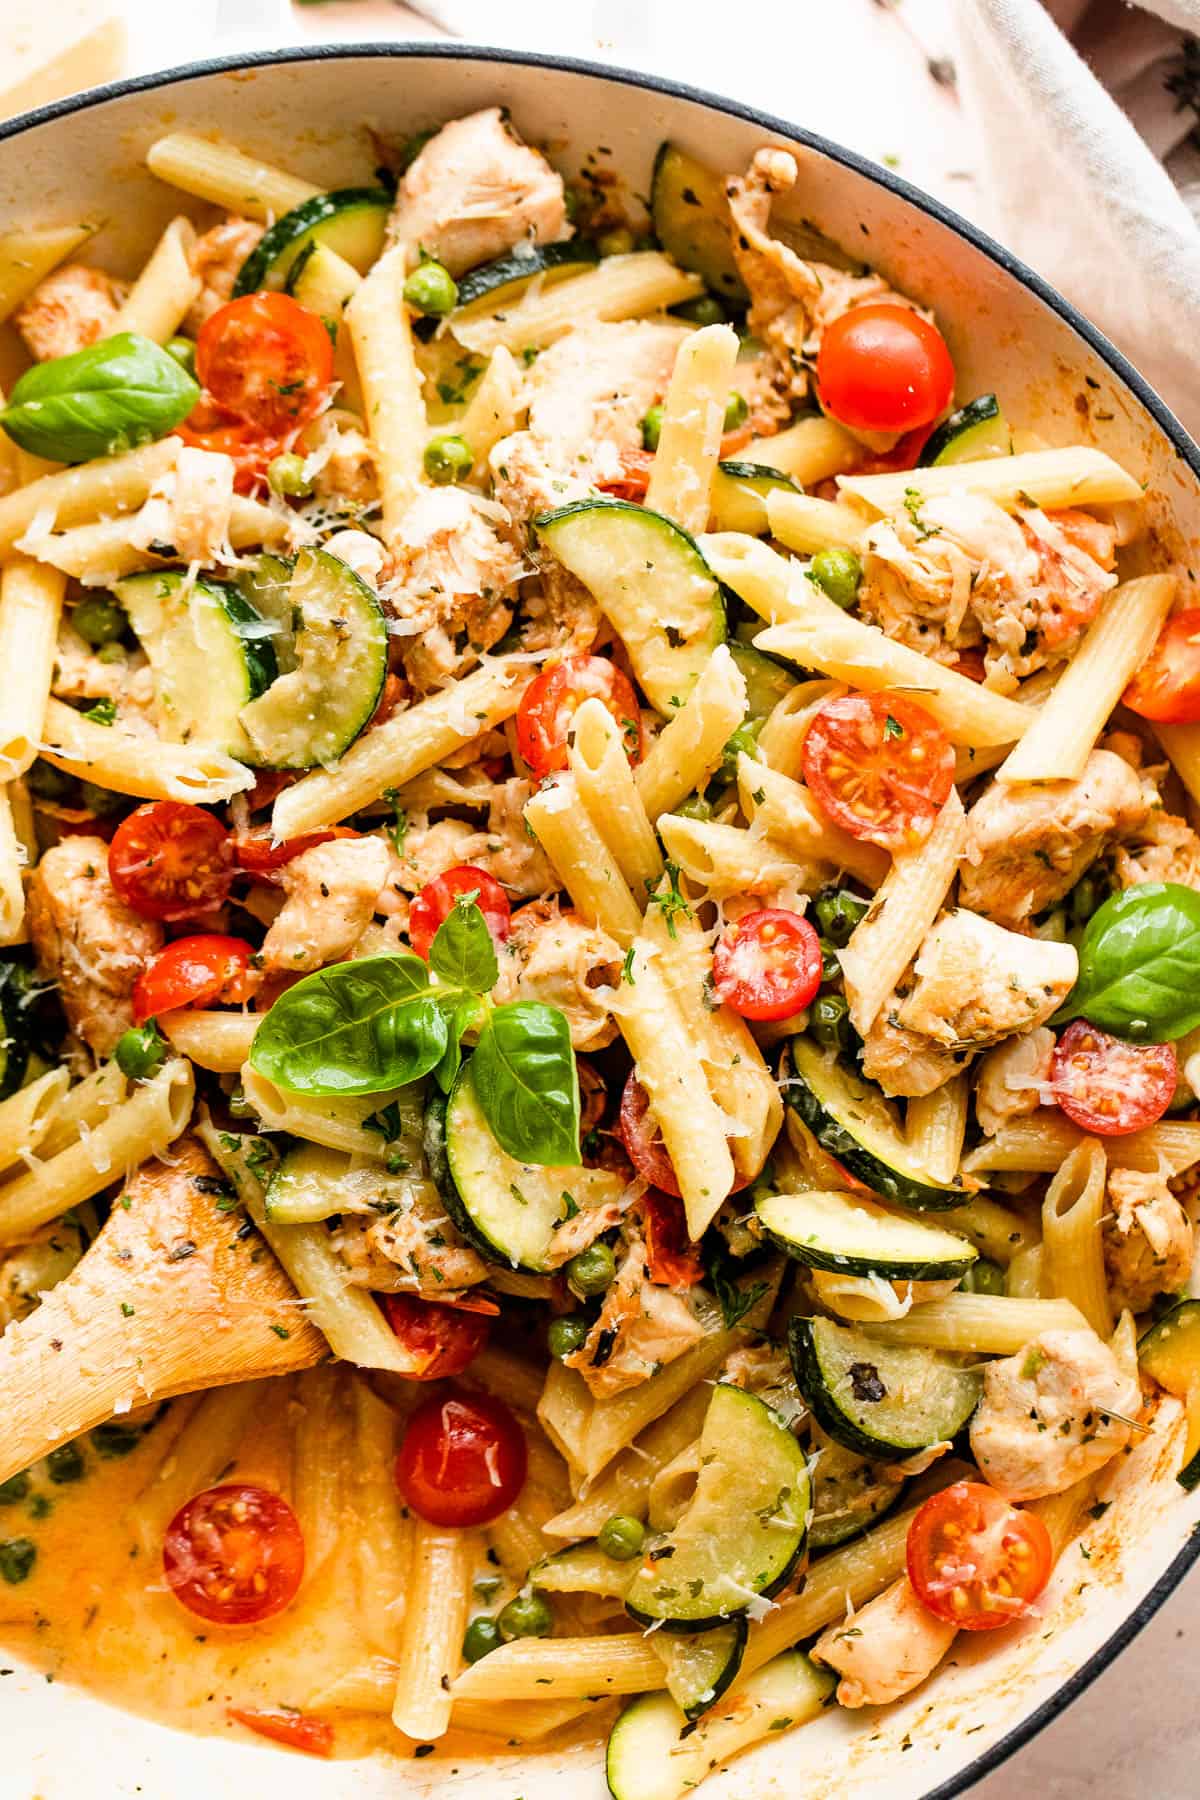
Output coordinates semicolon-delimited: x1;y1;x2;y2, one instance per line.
959;751;1151;928
383;487;522;691
386;106;568;274
261;836;391;973
13;263;125;361
970;1328;1140;1499
27;836;164;1056
304;416;379;514
812;1577;957;1708
974;1026;1055;1137
379;778;554;906
332;1189;491;1297
565;1231;705;1398
1103;1169;1194;1314
493;898;622;1050
52;619;155;724
1115;809;1200;891
185;217;263;333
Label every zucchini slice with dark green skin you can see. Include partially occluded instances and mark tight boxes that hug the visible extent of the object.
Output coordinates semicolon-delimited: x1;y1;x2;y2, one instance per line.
808;1437;901;1552
623;1384;808;1631
919;394;1012;467
453;241;600;319
236;552;296;673
531;1543;631;1598
655;1617;747;1721
783;1038;967;1210
755;1189;977;1281
233;188;391;296
789;1315;982;1462
535;499;725;715
650;143;747;303
0;963;30;1101
710;460;800;536
728;639;797;721
1139;1300;1200;1488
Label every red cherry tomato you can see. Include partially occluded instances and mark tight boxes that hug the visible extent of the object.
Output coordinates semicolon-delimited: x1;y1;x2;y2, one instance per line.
380;1292;491;1380
711;907;823;1022
907;1480;1053;1631
395;1390;527;1527
852;422;935;474
196;293;334;437
1049;1021;1177;1137
408;865;512;962
952;649;988;683
163;1483;304;1625
1123;609;1200;725
802;691;955;850
817;303;954;435
597;448;655;501
618;1073;751;1200
133;934;258;1023
109;801;233;921
515;655;643;779
228;1709;333;1758
174;395;280;494
642;1190;703;1288
233;825;358;883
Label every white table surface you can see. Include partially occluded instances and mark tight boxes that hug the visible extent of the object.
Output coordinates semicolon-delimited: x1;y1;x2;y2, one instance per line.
48;0;1200;1790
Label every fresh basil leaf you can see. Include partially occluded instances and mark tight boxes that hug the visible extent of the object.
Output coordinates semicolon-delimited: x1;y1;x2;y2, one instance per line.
1053;881;1200;1041
429;899;498;994
249;954;447;1094
432;995;481;1095
0;332;199;464
471;1002;580;1166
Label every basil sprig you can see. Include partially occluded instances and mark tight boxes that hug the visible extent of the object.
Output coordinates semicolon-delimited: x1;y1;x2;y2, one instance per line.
1052;881;1200;1041
250;898;580;1165
0;332;200;464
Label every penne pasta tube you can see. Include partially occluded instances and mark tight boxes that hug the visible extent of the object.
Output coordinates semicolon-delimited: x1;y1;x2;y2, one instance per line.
465;1344;548;1420
353;1378;411;1655
0;785;26;944
159;1009;258;1073
935;1193;1040;1265
569;698;662;899
0;224;99;323
37;1060;128;1158
633;643;747;821
0;560;65;780
862;1293;1088;1354
743;413;863;485
839;445;1143;515
111;216;200;343
310;1660;598;1738
23;493;298;585
524;772;644;946
766;487;870;552
536;1359;593;1476
645;323;739;533
145;133;319;219
452;253;703;355
737;756;890;889
0;439;180;555
962;1112;1200;1177
0;1067;70;1174
542;1386;712;1539
1155;720;1200;808
128;1383;262;1548
40;699;254;804
1006;1243;1046;1299
239;1066;406;1155
756;678;844;775
391;1519;473;1740
905;1076;969;1187
1042;1138;1113;1338
291;1365;350;1586
459;346;522;482
657;813;820;897
346;246;426;542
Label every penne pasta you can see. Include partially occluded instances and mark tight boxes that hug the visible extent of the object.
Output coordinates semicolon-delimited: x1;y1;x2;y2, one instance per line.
766;487;871;553
569;698;663;899
633;642;747;821
22;493;297;585
657;812;819;897
737;755;890;889
962;1112;1200;1177
0;1067;70;1173
459;346;522;482
644;323;739;533
0;785;26;944
839;445;1143;515
40;698;254;804
159;1010;258;1074
111;216;200;343
0;439;180;555
391;1519;473;1740
352;1378;411;1656
0;223;99;322
542;1386;712;1540
0;559;65;780
1042;1138;1113;1338
145;133;318;219
905;1076;969;1187
524;772;644;945
862;1293;1088;1355
743;413;863;485
451;253;703;354
346;246;427;542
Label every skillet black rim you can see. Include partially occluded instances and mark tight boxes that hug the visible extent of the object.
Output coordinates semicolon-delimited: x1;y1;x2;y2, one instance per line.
2;39;1198;1794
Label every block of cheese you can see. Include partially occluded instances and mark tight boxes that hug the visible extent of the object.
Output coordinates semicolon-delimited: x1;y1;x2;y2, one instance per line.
1;0;126;123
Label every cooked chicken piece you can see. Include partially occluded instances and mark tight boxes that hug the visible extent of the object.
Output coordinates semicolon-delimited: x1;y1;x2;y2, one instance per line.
1103;1169;1194;1314
861;911;1077;1099
52;618;154;717
324;527;386;586
970;1327;1140;1499
483;778;557;894
331;1189;491;1297
493;898;622;1050
974;1026;1055;1137
185;217;263;334
724;148;903;416
565;1231;705;1397
813;1577;957;1708
305;416;379;514
0;1216;90;1332
959;751;1151;928
378;779;555;907
386;106;568;275
544;1197;626;1268
261;836;391;973
169;446;236;564
721;1341;805;1425
383;487;521;691
13;263;125;362
27;836;164;1056
1115;810;1200;891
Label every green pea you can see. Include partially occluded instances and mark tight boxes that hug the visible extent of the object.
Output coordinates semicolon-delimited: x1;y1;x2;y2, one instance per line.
46;1444;85;1485
0;1474;30;1507
462;1615;503;1663
720;717;764;783
961;1258;1006;1297
165;336;197;378
808;547;863;610
71;595;126;647
423;434;473;486
723;390;749;432
114;1024;166;1082
814;889;870;948
547;1314;590;1360
817;937;842;986
0;1538;35;1585
675;793;713;822
597;1514;645;1561
641;404;665;452
1070;874;1110;928
810;992;850;1051
267;451;313;499
79;780;124;817
403;259;459;318
25;759;75;801
96;640;127;665
566;1243;616;1299
672;295;728;327
497;1590;553;1641
597;227;635;258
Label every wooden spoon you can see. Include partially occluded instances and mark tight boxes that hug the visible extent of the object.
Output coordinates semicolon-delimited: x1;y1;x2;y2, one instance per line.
0;1135;326;1487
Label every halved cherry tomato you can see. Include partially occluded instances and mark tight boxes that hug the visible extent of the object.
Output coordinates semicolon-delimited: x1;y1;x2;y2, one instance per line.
515;655;643;779
711;907;823;1022
618;1073;750;1200
907;1480;1053;1631
408;865;512;961
719;423;755;458
228;1709;333;1758
233;825;358;882
1123;609;1200;724
395;1390;527;1527
163;1483;304;1625
380;1292;491;1380
852;422;935;474
174;395;280;494
817;303;954;435
1049;1021;1177;1137
197;293;334;437
952;649;988;684
597;447;655;501
133;934;258;1023
109;801;233;921
802;692;955;850
642;1190;703;1288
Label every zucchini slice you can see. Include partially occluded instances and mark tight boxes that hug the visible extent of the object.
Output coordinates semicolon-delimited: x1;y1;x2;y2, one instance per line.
623;1384;808;1630
920;394;1012;467
440;1063;626;1272
783;1039;966;1210
728;639;797;721
650;144;747;304
452;241;599;322
531;1543;631;1598
653;1617;747;1721
789;1315;982;1462
710;460;800;536
605;1650;833;1800
1138;1300;1200;1488
115;570;277;759
755;1189;977;1282
0;962;30;1100
535;499;725;714
236;552;297;673
808;1437;900;1552
233;188;391;296
238;546;388;768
